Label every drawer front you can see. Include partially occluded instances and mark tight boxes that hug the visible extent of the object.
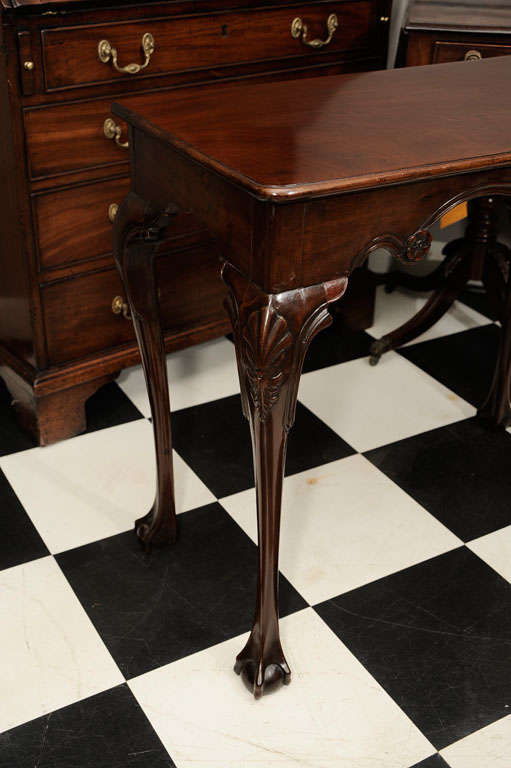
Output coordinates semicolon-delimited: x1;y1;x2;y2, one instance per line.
42;1;374;90
42;244;226;364
34;178;130;270
433;41;511;64
34;178;201;270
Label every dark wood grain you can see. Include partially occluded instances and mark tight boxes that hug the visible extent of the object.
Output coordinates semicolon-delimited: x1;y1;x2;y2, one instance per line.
223;262;347;697
34;177;204;271
118;57;511;695
374;2;511;363
433;41;511;63
41;239;225;364
0;19;37;367
42;2;374;91
35;178;130;270
112;190;178;548
113;56;511;199
0;0;389;445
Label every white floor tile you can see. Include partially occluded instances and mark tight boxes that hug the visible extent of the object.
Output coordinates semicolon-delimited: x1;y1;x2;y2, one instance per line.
298;351;475;452
118;337;239;416
222;455;461;604
0;420;214;554
368;285;491;345
467;526;511;584
0;557;123;733
440;714;511;768
130;608;434;768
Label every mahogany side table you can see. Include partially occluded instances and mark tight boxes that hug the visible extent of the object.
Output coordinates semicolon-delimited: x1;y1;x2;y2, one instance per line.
112;56;511;698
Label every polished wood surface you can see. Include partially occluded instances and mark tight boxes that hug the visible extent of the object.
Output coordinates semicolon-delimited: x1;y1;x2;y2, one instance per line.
42;2;374;91
115;58;511;697
0;0;390;444
114;56;511;199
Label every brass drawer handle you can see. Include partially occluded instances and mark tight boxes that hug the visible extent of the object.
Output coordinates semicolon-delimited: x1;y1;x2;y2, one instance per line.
108;203;119;223
291;13;338;49
104;118;129;149
464;49;483;61
112;295;131;320
98;32;155;75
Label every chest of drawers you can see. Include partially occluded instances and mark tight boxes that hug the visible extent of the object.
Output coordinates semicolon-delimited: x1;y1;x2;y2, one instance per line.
0;0;390;444
401;0;511;66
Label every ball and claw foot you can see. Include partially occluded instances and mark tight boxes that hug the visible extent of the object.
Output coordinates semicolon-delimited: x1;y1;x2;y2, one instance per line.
135;506;177;552
369;338;391;366
234;640;291;699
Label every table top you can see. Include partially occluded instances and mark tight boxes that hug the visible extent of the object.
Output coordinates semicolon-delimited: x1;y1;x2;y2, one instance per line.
114;56;511;201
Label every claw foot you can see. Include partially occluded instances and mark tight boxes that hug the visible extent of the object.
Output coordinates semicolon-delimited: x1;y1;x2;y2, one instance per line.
234;634;291;698
135;505;177;551
369;337;391;366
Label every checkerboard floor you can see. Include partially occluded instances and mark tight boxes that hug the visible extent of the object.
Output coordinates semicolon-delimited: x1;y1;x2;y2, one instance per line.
1;280;511;768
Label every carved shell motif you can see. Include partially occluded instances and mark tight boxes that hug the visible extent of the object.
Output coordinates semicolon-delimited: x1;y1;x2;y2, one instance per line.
242;306;293;421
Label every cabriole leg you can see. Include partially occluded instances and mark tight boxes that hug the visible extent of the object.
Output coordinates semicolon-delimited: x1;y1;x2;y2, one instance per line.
113;192;178;549
479;236;511;427
222;262;347;697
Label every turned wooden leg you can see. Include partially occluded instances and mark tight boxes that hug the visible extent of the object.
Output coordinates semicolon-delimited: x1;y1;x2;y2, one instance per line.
369;247;472;365
222;262;347;698
370;197;502;365
113;192;178;548
378;256;449;295
479;232;511;427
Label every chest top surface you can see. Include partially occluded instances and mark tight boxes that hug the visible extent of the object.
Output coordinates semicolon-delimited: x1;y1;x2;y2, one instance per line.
0;0;172;8
406;0;511;32
113;55;511;201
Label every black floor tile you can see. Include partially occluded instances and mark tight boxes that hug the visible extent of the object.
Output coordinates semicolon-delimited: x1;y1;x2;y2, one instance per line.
56;502;307;679
0;685;175;768
459;286;498;322
0;378;37;457
0;468;48;571
315;547;511;750
408;755;450;768
365;417;511;541
171;395;355;498
302;321;374;373
85;382;144;435
399;324;499;408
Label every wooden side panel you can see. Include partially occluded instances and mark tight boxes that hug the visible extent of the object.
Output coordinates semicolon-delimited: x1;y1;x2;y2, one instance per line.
0;20;35;365
133;129;254;279
405;30;435;66
301;168;511;286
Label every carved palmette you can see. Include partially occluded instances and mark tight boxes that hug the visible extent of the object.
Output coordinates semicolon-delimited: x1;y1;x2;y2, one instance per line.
405;229;433;262
242;306;293;421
